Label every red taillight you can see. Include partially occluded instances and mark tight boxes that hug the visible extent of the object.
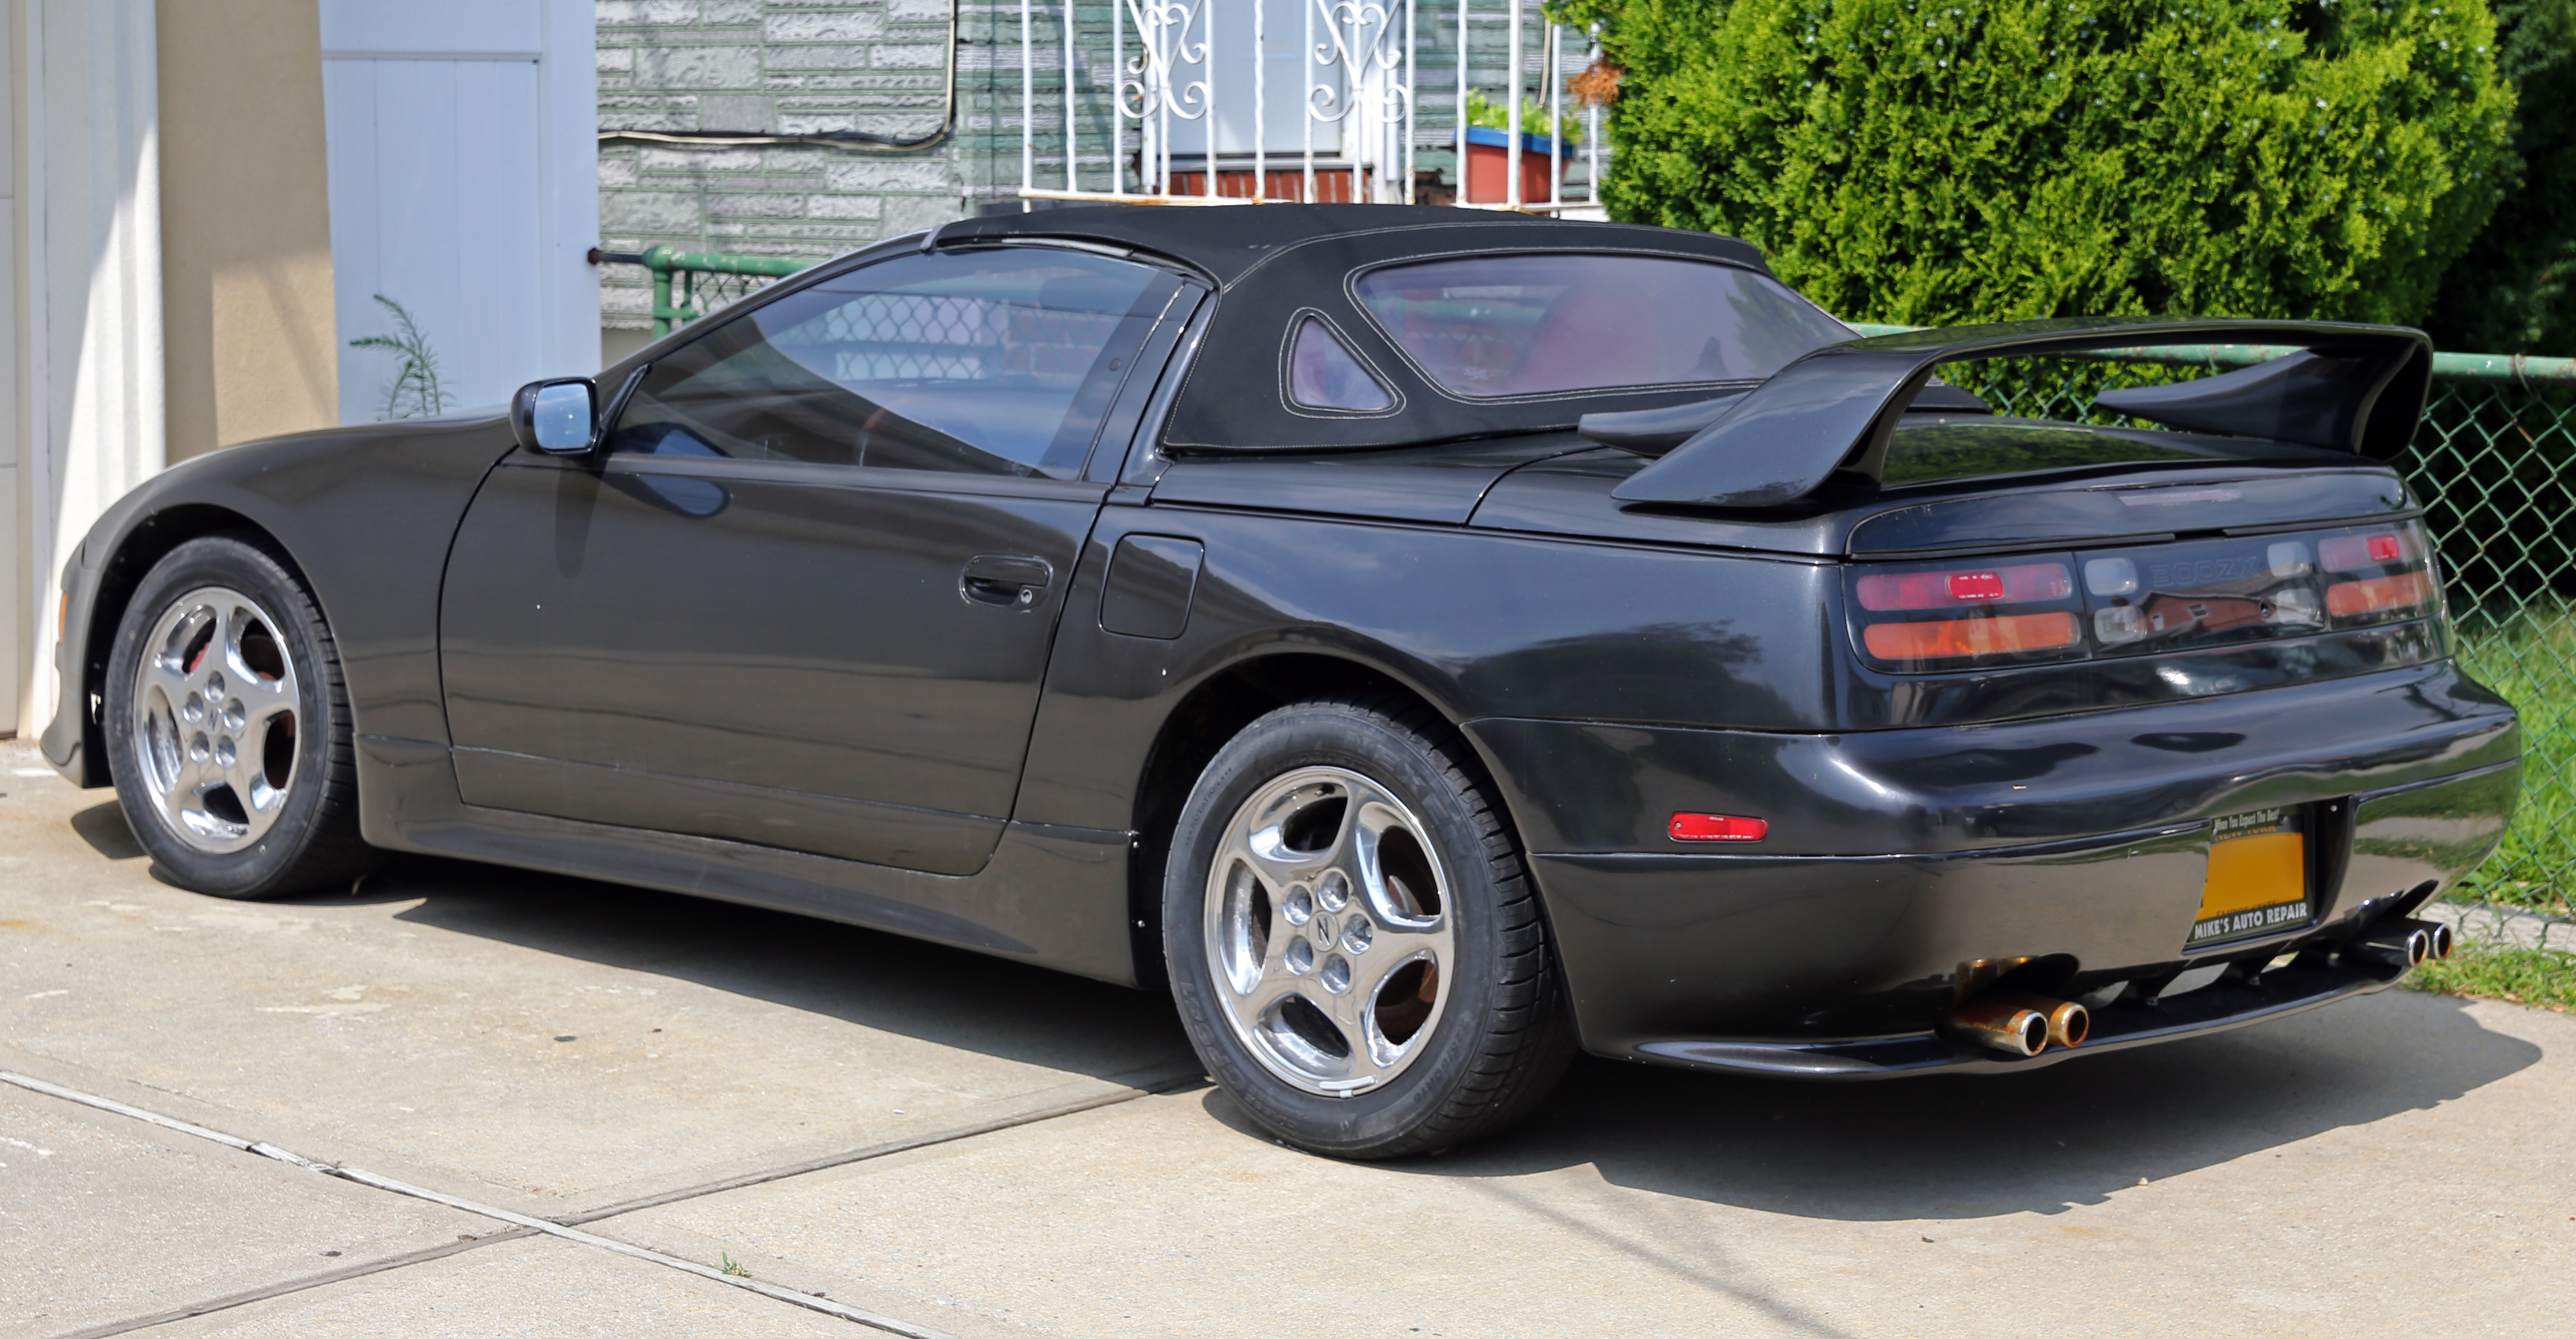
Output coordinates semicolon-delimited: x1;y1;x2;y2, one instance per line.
1669;812;1768;843
2320;531;2411;572
1863;611;2083;663
2327;570;2436;618
1855;562;2071;611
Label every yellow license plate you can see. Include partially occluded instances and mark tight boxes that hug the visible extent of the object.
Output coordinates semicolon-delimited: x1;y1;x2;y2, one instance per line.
2191;808;2311;946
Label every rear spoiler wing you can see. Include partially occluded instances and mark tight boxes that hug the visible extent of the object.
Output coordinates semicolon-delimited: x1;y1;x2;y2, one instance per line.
1598;317;2433;510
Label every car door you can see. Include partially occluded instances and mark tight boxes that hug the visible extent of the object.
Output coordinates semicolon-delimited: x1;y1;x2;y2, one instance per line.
439;245;1187;875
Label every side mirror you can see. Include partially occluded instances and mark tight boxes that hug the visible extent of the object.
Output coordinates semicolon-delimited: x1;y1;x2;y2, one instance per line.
511;378;598;455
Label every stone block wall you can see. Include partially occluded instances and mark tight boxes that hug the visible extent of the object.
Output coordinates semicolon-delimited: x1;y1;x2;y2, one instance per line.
594;0;1606;337
595;0;975;332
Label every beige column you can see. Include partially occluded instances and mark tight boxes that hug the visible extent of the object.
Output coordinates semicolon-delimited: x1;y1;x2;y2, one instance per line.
157;0;335;464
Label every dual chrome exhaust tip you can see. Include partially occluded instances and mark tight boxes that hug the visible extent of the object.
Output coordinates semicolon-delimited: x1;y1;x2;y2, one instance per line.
1946;992;2089;1058
2348;916;2456;970
1946;913;2459;1058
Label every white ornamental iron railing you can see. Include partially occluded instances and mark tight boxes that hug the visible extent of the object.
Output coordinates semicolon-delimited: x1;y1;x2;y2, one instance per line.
1016;0;1603;210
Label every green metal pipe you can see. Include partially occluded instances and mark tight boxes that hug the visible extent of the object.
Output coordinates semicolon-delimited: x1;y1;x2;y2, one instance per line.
638;244;814;279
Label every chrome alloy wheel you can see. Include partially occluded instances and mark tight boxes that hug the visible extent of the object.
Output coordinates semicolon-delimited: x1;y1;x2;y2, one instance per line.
129;586;302;852
1202;766;1455;1096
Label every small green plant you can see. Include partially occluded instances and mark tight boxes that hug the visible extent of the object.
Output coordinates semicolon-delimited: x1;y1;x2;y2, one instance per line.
2410;943;2576;1012
719;1252;752;1278
348;295;449;422
1463;89;1585;146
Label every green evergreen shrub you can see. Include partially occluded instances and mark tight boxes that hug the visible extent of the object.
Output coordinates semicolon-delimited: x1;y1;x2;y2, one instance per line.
2425;0;2576;354
1555;0;2518;327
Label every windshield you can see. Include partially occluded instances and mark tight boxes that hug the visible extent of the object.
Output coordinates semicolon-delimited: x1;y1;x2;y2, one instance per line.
1352;253;1854;398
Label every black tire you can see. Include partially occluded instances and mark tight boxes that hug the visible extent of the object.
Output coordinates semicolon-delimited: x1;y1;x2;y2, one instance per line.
1164;694;1576;1158
103;535;373;899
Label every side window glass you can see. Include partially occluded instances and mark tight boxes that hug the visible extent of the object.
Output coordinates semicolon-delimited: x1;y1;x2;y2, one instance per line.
1286;315;1394;412
609;249;1175;478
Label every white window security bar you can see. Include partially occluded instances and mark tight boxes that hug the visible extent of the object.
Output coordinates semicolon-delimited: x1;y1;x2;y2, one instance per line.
1015;0;1605;210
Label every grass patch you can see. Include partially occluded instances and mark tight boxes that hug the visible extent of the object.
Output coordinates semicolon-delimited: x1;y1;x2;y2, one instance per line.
2449;600;2576;914
2408;944;2576;1013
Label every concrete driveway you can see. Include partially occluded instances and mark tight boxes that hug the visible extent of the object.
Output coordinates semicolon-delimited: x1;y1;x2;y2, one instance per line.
3;737;2570;1339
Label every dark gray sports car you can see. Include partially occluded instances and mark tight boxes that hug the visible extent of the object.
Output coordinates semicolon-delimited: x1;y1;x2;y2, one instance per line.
41;205;2520;1157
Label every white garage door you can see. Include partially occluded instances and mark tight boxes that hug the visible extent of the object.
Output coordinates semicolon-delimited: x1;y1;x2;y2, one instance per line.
321;0;595;423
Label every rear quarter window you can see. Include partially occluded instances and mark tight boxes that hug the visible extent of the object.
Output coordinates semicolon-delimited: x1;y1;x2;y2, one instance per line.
1352;253;1853;398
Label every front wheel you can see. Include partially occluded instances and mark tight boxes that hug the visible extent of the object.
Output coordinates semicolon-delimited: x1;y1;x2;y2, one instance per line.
1164;696;1575;1158
103;535;372;899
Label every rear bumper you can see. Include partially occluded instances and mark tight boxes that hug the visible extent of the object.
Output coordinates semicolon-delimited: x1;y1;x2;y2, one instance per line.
1631;954;2404;1079
1465;663;2520;1064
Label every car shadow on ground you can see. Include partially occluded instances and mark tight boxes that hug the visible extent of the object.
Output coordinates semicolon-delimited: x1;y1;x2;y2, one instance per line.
69;799;148;860
1291;989;2541;1222
255;849;1201;1090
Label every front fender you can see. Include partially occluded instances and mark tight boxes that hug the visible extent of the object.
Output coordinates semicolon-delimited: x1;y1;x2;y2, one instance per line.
41;417;519;793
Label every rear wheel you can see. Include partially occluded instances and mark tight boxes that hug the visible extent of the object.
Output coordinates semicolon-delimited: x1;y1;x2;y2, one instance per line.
104;536;371;899
1165;695;1575;1158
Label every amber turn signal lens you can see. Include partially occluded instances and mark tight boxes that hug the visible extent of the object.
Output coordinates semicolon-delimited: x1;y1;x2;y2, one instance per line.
2326;570;2436;618
1669;812;1768;842
1863;611;2082;663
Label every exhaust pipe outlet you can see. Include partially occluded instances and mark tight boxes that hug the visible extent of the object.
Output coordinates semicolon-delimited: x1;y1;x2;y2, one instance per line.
2414;918;2457;962
1944;997;2051;1057
1992;993;2090;1049
2348;924;2431;970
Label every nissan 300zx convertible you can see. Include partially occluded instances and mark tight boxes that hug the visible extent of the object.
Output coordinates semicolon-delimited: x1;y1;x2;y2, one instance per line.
42;205;2521;1157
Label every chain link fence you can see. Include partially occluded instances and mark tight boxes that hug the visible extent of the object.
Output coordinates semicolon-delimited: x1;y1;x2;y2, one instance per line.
1938;347;2576;950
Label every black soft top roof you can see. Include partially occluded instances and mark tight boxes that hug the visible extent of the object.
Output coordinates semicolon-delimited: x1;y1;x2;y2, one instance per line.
931;205;1792;452
937;203;1768;286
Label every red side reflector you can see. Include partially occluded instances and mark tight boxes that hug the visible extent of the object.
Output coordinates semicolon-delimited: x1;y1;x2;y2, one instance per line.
2366;533;2402;562
1856;562;2071;611
1669;812;1768;843
1863;610;2083;662
2327;570;2436;618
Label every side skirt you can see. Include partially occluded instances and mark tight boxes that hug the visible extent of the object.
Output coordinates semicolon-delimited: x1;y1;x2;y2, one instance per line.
354;734;1139;985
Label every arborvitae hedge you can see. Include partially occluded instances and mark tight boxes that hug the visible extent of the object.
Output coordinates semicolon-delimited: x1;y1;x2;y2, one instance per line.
2425;0;2576;354
1557;0;2517;327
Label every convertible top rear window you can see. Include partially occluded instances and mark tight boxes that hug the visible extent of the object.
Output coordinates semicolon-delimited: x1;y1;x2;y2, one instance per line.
1353;253;1855;398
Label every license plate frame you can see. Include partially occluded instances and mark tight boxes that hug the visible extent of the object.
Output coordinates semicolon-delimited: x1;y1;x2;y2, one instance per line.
2190;807;2313;947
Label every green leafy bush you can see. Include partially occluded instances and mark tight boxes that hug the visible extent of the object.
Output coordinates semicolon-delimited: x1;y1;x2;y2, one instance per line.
2425;0;2576;354
1556;0;2517;327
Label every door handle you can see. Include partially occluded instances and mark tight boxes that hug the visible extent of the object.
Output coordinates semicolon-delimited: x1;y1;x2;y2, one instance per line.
960;554;1054;608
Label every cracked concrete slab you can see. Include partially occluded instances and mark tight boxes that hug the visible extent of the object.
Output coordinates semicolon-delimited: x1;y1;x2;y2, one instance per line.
137;1234;866;1339
0;1085;490;1339
610;991;2576;1339
0;743;1198;1219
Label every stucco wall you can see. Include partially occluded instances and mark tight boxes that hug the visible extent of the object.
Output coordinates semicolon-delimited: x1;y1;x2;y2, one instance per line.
157;0;338;462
